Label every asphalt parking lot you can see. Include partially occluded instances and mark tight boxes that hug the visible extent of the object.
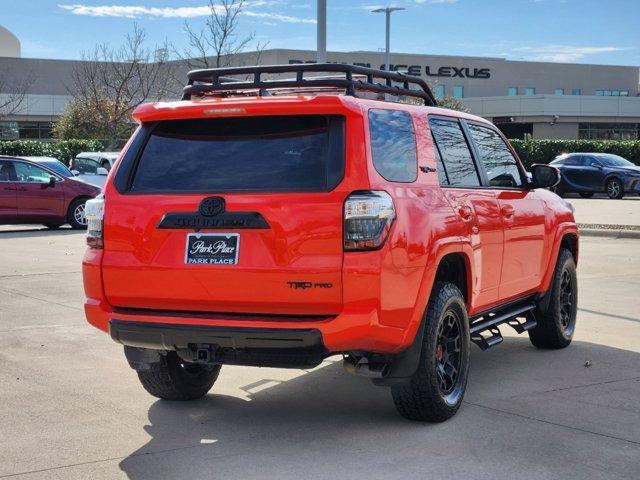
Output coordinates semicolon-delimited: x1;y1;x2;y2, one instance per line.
1;223;639;479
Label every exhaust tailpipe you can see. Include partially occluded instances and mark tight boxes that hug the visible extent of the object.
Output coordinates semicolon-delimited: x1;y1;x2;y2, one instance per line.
343;356;389;379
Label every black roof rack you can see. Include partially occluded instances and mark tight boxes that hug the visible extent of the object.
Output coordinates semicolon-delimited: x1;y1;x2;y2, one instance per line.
182;63;437;106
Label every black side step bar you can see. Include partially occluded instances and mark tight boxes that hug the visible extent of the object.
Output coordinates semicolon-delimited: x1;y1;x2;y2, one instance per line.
469;302;537;350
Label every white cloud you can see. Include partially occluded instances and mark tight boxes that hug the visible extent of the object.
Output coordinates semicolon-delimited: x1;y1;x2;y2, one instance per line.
243;11;316;24
58;2;315;23
59;4;212;18
512;44;624;62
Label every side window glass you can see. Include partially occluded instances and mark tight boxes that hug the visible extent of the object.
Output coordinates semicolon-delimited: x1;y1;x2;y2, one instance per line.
0;160;16;181
429;118;480;187
13;162;54;183
368;109;417;183
467;124;523;188
434;145;450;185
75;158;99;174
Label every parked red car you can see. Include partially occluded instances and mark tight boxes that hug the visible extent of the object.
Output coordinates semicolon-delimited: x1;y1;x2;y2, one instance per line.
83;64;578;422
0;156;102;229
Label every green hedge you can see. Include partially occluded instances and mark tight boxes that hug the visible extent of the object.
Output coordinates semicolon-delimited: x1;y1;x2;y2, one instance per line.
510;139;640;169
0;139;106;166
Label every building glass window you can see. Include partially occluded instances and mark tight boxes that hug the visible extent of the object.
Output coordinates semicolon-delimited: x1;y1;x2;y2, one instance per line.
453;86;464;99
612;90;620;96
621;91;629;96
507;87;518;96
604;90;612;96
579;123;640;140
434;85;445;100
596;90;604;96
525;88;536;95
571;89;581;95
0;121;54;140
554;89;564;96
0;121;19;140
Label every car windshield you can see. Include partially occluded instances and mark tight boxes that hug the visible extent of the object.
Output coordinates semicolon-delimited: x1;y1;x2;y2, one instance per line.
596;154;635;167
40;160;74;178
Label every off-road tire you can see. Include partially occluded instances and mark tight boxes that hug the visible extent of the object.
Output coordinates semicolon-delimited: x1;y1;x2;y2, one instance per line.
137;352;221;400
391;282;470;422
67;198;88;229
606;178;624;199
529;249;577;349
578;192;594;198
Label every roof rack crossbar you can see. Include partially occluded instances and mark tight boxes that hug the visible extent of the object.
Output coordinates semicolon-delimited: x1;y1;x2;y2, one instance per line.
181;63;436;106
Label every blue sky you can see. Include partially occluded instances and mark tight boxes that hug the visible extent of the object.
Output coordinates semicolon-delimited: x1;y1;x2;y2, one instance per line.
2;0;638;65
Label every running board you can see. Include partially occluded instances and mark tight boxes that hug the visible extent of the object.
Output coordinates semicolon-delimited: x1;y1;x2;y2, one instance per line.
469;302;537;350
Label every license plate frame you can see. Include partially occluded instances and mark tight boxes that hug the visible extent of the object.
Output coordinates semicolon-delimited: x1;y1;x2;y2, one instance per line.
184;233;240;265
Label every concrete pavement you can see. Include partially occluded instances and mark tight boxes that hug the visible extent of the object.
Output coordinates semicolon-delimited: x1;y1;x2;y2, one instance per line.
0;228;639;479
566;195;640;227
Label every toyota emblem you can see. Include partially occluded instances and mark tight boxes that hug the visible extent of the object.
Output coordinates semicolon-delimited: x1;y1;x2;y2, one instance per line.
199;197;226;217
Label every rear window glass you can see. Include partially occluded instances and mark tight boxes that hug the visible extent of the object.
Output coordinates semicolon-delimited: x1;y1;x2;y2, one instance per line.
129;115;344;193
368;109;417;183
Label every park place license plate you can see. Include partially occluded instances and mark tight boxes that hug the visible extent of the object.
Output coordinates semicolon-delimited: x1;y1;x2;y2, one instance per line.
184;233;239;265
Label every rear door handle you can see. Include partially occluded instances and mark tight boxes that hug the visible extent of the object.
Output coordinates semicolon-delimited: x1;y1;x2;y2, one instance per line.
501;205;515;218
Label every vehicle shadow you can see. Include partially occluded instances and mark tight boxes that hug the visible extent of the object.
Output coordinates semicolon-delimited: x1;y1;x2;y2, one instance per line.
118;338;640;479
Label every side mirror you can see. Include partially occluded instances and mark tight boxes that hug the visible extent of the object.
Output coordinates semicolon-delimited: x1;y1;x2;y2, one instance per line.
531;164;560;189
96;167;109;176
71;170;80;176
594;163;604;170
42;176;56;189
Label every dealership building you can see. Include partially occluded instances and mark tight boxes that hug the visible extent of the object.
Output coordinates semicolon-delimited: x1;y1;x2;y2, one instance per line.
1;25;639;140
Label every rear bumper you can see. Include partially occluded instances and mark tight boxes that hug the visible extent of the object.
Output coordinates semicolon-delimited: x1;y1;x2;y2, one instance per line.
85;300;413;354
83;247;437;356
110;320;324;351
111;320;328;369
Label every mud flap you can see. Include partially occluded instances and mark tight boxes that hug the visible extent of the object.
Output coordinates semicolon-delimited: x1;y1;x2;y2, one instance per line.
372;318;427;387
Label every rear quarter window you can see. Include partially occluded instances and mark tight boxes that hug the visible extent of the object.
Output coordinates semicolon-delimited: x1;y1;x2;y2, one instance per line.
368;109;417;183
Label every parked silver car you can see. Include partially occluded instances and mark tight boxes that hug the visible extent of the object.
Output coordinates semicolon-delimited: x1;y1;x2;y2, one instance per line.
23;157;107;188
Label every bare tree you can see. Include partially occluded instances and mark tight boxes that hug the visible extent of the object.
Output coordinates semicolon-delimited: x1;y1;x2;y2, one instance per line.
0;74;30;120
177;0;267;70
64;24;172;147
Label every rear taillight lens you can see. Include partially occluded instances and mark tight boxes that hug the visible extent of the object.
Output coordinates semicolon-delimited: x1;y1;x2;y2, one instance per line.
85;195;105;249
344;191;395;251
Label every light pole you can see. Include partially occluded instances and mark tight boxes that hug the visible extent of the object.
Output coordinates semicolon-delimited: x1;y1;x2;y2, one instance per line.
317;0;327;63
372;7;405;72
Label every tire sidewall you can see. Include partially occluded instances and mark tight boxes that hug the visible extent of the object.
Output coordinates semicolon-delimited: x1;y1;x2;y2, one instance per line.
606;178;623;199
67;198;88;229
421;285;470;412
549;252;578;342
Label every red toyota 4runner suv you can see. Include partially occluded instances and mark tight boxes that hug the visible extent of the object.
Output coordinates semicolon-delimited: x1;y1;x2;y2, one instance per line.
83;65;578;422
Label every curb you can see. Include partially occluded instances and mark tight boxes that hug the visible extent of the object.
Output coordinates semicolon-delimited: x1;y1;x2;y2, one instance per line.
579;228;640;239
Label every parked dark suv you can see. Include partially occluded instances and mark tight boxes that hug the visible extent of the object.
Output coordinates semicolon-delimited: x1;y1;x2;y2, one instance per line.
0;156;101;229
550;153;640;199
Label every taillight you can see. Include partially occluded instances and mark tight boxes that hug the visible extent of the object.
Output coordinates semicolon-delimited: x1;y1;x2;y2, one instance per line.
344;191;395;251
85;195;105;249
